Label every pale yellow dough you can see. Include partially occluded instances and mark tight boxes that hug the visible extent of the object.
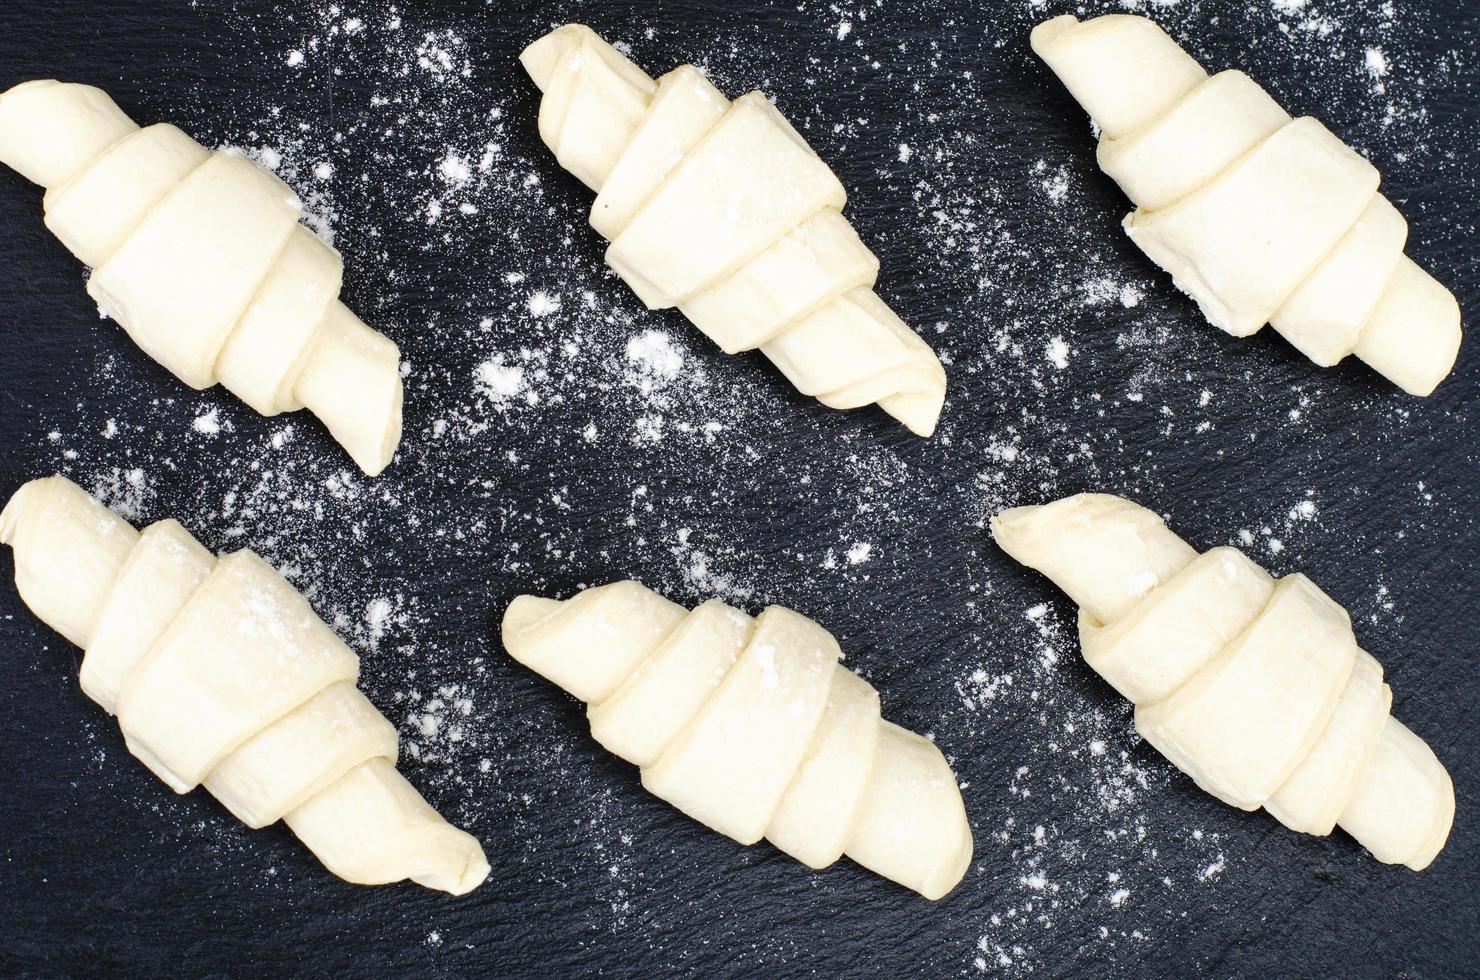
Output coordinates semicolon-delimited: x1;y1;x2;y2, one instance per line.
992;493;1453;871
0;476;488;895
1031;14;1461;395
502;581;973;899
0;80;403;474
520;25;947;436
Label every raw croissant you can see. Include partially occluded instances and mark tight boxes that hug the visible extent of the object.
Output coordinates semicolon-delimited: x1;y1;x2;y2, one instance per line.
1031;15;1462;395
520;25;948;436
502;581;973;899
0;476;488;894
0;80;403;475
992;493;1454;870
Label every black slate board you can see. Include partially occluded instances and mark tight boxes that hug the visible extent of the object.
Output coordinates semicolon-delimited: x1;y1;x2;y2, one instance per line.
0;1;1476;977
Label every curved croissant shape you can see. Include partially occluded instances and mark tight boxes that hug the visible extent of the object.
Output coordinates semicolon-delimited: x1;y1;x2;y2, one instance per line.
0;80;403;475
520;25;948;436
992;494;1454;871
1032;15;1462;396
0;476;488;894
502;581;973;899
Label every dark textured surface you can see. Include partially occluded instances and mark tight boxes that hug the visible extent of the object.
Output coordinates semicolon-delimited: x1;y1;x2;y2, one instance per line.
0;1;1476;977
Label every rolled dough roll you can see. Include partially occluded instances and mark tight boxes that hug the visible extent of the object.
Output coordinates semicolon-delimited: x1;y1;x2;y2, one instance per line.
1032;14;1461;395
0;476;488;894
992;493;1454;870
521;25;947;436
0;81;403;474
503;581;973;899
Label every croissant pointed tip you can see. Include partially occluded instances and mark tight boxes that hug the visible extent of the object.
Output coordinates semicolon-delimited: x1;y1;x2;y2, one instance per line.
519;24;589;92
880;378;946;437
294;302;404;476
988;500;1041;533
1028;14;1082;54
1354;257;1463;397
434;849;493;896
0;478;39;546
500;594;562;652
0;80;139;188
354;377;404;478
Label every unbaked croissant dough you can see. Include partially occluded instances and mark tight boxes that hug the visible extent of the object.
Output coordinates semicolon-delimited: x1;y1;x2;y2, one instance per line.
0;80;403;475
520;25;948;436
0;476;488;894
1032;15;1462;395
992;493;1454;870
502;581;973;898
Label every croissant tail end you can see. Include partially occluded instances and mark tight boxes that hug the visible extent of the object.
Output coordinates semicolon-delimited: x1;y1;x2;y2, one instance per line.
987;501;1057;563
0;478;41;547
294;302;404;477
1338;717;1454;871
410;836;493;896
1028;14;1083;56
1029;14;1207;141
878;383;945;438
519;28;574;92
501;595;562;643
0;79;139;189
286;760;491;895
1354;257;1462;397
843;723;973;900
925;826;975;902
1405;764;1455;872
521;24;607;93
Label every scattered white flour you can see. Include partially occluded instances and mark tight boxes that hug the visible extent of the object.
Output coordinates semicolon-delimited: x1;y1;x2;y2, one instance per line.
1034;159;1070;204
1364;45;1389;79
624;330;684;386
365;596;395;650
89;468;148;521
192;407;222;436
475;358;527;406
527;290;561;317
438;151;472;185
1045;337;1070;370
